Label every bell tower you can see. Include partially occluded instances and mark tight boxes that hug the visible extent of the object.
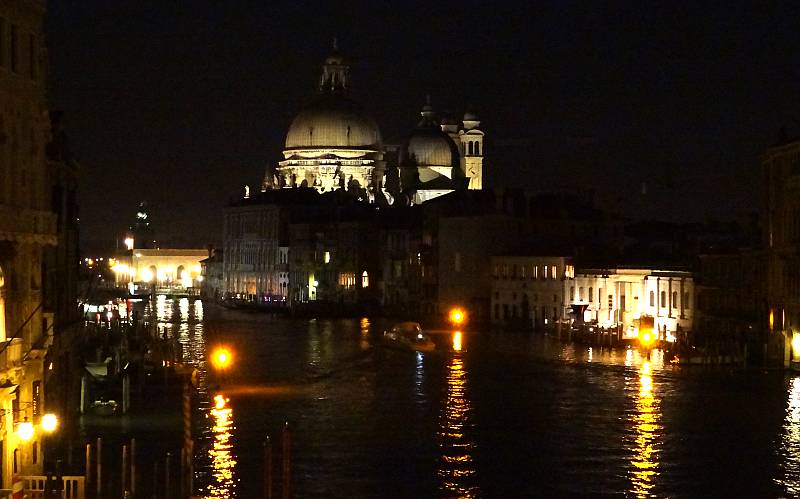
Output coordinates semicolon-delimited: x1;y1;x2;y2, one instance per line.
460;109;484;189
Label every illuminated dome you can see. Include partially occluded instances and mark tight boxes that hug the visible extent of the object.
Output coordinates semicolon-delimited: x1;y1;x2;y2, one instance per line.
403;128;459;168
284;94;382;150
401;100;459;168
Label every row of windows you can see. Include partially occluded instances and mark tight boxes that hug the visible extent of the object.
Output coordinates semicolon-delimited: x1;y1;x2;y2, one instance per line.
466;140;481;156
0;18;38;80
648;290;691;310
494;263;564;281
494;291;559;304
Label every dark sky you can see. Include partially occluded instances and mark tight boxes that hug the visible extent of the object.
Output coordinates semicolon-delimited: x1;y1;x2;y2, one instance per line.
46;1;800;248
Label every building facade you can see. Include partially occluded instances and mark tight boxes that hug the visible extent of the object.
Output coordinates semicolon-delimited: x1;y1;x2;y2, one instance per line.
762;136;800;366
491;256;573;327
696;250;769;356
0;0;61;483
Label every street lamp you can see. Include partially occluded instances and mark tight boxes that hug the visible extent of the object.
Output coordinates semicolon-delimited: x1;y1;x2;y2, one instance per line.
16;418;34;442
41;413;58;434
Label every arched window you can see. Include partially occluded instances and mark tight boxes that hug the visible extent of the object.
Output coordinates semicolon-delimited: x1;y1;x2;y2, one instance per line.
589;287;593;302
672;291;678;308
177;265;185;280
468;141;474;155
649;291;654;307
361;271;369;288
660;291;666;308
475;142;480;155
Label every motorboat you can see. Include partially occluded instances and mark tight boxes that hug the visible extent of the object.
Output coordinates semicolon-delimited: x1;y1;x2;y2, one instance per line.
383;322;436;353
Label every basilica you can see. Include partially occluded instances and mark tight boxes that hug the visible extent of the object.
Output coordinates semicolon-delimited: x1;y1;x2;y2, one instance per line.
262;44;484;205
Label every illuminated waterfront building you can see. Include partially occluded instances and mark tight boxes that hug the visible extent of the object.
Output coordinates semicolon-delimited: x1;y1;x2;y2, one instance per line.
491;257;695;339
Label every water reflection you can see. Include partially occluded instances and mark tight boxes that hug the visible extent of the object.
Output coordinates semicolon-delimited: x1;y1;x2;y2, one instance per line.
360;317;370;351
206;393;238;498
778;377;800;493
437;353;478;498
628;360;662;498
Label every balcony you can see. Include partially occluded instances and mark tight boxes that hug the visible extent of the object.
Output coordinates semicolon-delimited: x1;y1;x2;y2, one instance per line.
0;205;57;245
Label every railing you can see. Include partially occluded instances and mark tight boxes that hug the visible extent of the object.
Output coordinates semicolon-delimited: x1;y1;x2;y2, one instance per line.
4;475;86;498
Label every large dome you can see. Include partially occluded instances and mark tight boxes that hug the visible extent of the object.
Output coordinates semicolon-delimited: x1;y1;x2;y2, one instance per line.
284;94;382;150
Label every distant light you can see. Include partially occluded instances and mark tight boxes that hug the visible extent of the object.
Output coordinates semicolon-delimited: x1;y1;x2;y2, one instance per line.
140;268;153;282
211;347;233;370
313;280;319;287
449;308;466;326
324;251;331;264
198;275;204;282
124;237;134;250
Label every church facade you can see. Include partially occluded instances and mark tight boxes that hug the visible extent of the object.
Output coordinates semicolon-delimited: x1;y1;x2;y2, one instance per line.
263;45;484;205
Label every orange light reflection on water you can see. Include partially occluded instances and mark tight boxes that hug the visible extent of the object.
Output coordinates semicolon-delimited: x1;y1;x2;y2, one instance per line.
629;360;662;498
206;393;237;499
437;354;478;497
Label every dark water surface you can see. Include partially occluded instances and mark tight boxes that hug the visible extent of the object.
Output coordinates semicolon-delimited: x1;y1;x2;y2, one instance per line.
158;299;800;498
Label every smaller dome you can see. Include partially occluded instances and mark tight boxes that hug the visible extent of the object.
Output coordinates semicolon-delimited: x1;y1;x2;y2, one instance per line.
402;97;460;168
403;128;460;168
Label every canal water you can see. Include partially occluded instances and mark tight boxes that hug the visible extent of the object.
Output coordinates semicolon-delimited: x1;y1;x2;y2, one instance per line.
158;298;800;498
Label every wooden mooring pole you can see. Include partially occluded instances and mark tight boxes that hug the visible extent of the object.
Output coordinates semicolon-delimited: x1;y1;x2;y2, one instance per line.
264;435;272;499
282;423;291;499
96;437;103;497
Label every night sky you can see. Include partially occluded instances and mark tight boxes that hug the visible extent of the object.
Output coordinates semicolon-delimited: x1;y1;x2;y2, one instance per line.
46;1;800;249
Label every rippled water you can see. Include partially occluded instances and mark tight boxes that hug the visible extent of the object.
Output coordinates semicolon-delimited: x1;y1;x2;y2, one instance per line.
152;299;800;498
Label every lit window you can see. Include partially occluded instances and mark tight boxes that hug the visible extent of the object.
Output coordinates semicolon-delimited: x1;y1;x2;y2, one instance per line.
544;266;548;279
533;266;538;279
362;271;369;288
521;265;526;279
552;266;558;280
324;251;330;264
